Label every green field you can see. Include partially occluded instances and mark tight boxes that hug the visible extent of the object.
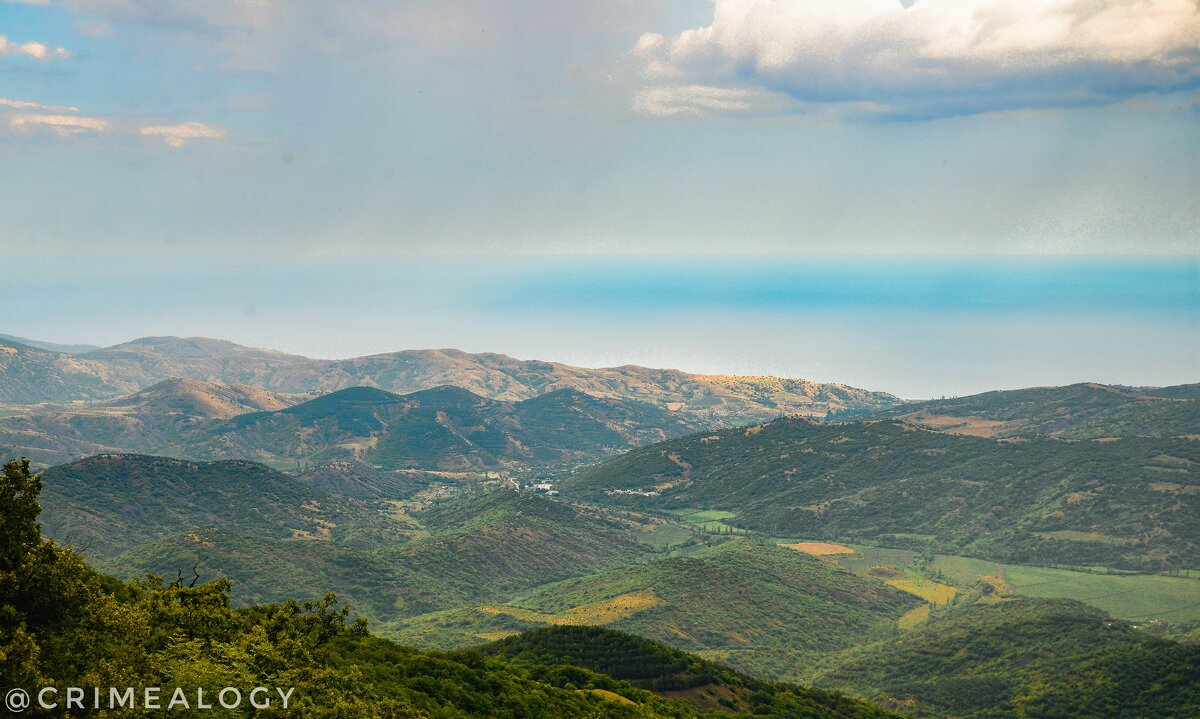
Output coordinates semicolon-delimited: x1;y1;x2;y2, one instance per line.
665;508;750;534
930;553;1200;623
767;537;1200;626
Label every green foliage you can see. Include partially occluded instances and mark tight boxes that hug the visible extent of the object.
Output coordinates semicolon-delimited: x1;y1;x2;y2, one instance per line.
565;418;1200;570
817;599;1200;719
39;454;411;560
478;626;898;718
387;540;919;682
0;457;894;719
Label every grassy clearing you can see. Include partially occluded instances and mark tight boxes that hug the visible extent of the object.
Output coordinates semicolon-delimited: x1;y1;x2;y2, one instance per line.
885;578;957;605
1034;529;1128;545
480;589;659;626
666;509;737;522
897;605;931;629
929;554;1200;623
581;689;637;706
666;509;750;534
780;542;856;556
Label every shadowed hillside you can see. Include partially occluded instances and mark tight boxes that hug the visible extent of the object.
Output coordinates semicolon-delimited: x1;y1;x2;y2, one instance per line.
482;625;899;716
182;384;708;470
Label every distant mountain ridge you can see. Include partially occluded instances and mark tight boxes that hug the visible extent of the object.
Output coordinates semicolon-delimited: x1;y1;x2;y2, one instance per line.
0;378;314;466
863;382;1199;439
0;379;707;470
0;334;899;422
0;333;100;354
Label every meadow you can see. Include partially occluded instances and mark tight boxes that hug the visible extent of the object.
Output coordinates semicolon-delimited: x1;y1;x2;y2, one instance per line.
773;536;1200;625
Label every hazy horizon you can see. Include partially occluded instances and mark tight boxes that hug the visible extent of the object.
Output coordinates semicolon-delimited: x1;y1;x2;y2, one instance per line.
4;255;1195;399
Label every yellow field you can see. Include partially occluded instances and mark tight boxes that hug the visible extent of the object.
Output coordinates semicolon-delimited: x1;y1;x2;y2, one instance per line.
780;541;856;556
480;589;658;626
886;578;957;605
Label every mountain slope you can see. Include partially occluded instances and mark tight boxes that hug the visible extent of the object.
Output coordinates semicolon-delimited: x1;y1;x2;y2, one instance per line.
0;336;128;403
380;490;697;616
816;599;1200;719
864;382;1199;439
182;384;708;470
563;417;1200;570
0;333;100;354
7;460;901;719
387;540;919;682
38;454;409;559
481;625;900;717
4;335;899;422
0;378;312;466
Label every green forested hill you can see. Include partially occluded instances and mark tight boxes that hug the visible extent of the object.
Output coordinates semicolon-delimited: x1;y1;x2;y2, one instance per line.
563;417;1200;570
863;382;1199;439
179;384;708;470
481;626;898;717
386;540;919;682
378;490;694;616
816;598;1200;719
2;458;897;719
38;454;411;558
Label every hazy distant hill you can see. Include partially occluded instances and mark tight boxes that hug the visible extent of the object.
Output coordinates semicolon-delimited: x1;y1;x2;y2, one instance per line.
0;378;312;465
0;336;129;403
817;599;1200;719
180;384;709;470
563;417;1200;570
1;334;899;422
0;333;100;354
864;382;1199;439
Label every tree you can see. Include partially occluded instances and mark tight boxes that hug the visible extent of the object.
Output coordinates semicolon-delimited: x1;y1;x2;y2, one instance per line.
0;458;42;574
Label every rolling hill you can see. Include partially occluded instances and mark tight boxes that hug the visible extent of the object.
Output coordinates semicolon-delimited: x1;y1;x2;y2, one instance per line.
0;377;311;466
861;382;1199;439
179;384;708;470
385;539;920;682
481;625;900;716
816;598;1200;719
37;453;410;559
0;333;100;354
562;417;1200;570
0;336;129;403
1;334;899;422
6;458;903;719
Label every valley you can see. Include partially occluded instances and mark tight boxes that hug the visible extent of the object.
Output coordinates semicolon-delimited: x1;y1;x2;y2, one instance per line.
3;338;1198;719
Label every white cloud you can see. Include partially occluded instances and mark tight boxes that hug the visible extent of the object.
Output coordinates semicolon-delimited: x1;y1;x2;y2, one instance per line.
633;85;766;116
8;113;109;136
0;33;69;60
632;0;1200;119
0;97;79;113
139;121;227;147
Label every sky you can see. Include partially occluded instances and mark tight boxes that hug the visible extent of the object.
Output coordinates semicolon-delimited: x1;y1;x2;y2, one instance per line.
1;1;1197;396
